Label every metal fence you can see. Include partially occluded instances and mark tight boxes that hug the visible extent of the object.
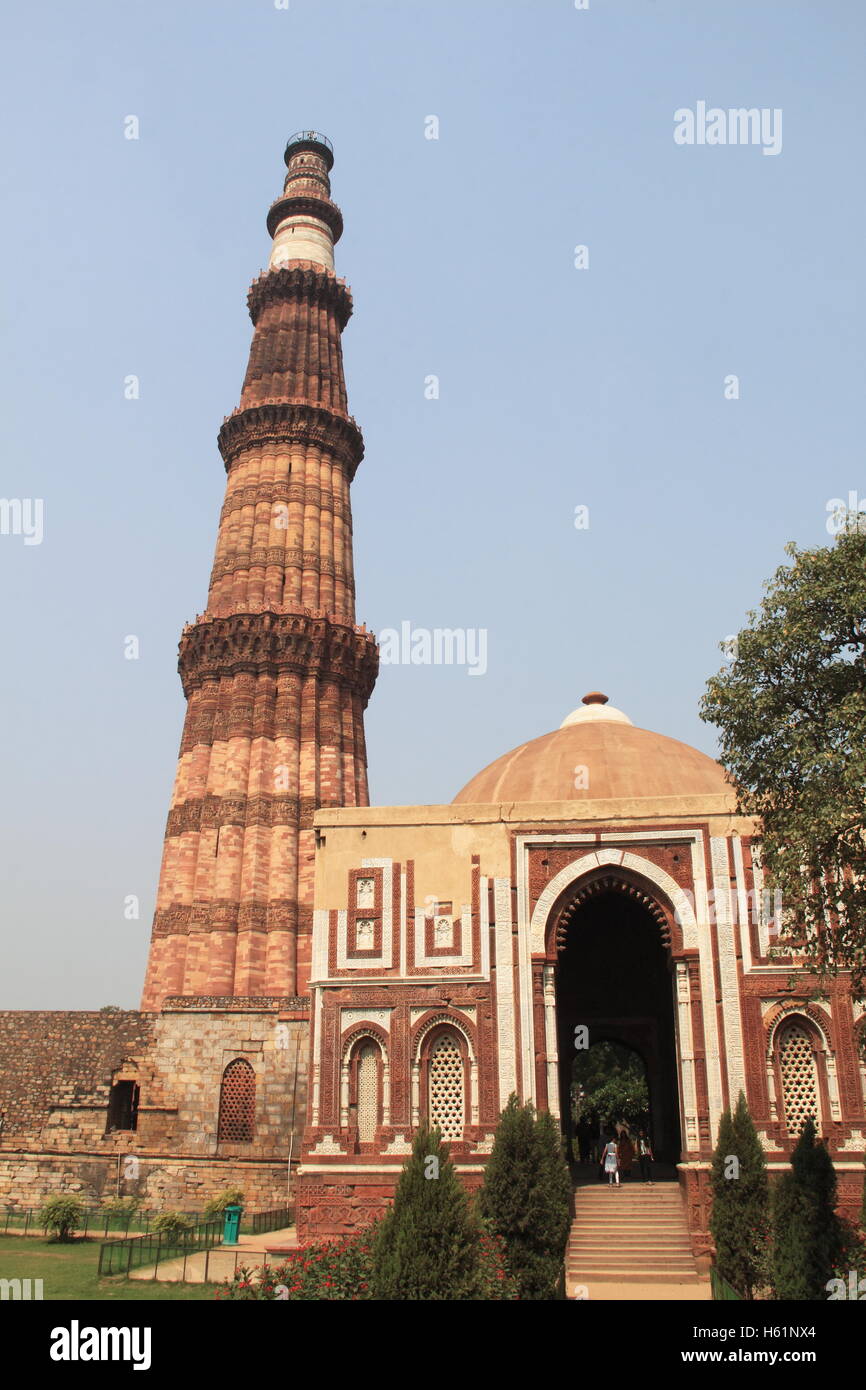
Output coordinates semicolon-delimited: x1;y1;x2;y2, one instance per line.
187;1244;293;1285
241;1205;293;1235
1;1206;207;1240
95;1205;295;1283
98;1218;223;1278
710;1266;743;1300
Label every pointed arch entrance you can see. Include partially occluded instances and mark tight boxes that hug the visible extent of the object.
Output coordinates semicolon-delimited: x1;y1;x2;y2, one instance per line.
547;868;684;1166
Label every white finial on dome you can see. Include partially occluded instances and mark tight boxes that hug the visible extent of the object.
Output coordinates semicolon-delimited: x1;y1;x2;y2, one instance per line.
559;691;633;729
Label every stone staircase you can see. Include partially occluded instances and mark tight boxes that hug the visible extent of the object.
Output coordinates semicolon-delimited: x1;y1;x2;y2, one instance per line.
566;1181;707;1298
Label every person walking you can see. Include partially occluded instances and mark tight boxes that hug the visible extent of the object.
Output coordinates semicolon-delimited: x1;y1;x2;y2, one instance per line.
617;1128;634;1181
637;1129;654;1185
602;1132;620;1187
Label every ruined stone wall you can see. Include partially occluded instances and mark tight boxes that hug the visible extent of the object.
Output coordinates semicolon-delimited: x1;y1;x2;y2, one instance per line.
0;1011;154;1147
0;1003;309;1213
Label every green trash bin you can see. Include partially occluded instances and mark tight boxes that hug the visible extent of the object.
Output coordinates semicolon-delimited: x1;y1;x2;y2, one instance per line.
223;1204;243;1245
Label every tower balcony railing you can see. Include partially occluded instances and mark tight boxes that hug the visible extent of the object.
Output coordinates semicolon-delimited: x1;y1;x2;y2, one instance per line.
285;130;333;155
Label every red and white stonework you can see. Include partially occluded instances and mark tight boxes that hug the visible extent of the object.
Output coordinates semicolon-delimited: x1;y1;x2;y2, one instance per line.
297;713;866;1246
1;139;863;1256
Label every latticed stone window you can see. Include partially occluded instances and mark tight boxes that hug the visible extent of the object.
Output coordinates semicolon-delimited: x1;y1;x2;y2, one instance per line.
218;1058;256;1142
428;1032;464;1141
356;1043;379;1142
779;1021;820;1135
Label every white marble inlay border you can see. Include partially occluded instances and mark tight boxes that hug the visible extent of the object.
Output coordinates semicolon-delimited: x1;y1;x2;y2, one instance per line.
335;860;393;969
711;835;747;1110
493;876;518;1107
413;903;474;968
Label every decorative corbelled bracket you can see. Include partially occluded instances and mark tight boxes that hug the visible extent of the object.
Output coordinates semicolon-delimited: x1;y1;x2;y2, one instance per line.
178;609;379;699
247;264;353;328
217;400;364;478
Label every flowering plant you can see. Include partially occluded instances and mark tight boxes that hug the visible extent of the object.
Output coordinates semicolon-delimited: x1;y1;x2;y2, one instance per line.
217;1218;518;1300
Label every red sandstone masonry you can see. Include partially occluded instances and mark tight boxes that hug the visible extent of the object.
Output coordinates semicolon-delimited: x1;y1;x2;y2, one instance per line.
140;143;378;1010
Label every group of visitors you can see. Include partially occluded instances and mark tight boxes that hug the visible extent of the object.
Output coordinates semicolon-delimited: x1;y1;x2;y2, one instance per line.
574;1117;654;1185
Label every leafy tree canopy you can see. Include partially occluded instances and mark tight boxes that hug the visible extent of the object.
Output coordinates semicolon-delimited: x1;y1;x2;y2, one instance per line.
572;1041;649;1127
701;530;866;990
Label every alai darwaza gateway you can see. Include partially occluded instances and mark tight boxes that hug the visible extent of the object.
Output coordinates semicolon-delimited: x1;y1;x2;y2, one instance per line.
298;689;866;1249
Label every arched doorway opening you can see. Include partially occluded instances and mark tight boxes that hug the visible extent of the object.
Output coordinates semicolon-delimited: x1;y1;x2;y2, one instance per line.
552;876;682;1167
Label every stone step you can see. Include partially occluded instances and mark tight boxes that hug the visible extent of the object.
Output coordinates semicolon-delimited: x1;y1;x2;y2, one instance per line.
569;1268;706;1285
575;1199;683;1209
571;1220;687;1232
572;1256;700;1267
569;1251;692;1262
570;1226;688;1235
567;1177;703;1294
573;1209;684;1219
575;1193;682;1203
573;1208;685;1216
570;1238;693;1252
570;1253;697;1262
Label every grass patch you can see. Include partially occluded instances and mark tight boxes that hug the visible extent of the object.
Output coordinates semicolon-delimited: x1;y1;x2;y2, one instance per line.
0;1236;217;1301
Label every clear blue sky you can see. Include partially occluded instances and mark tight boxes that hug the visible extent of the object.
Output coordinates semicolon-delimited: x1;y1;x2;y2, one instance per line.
1;1;863;1006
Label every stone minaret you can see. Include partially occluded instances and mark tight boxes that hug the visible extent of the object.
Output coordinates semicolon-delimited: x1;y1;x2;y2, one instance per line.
141;133;378;1010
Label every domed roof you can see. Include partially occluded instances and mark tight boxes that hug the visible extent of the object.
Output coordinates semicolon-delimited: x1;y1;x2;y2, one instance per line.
452;692;729;805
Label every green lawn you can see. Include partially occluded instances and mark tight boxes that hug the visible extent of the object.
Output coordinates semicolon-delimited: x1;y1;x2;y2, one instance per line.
0;1236;219;1301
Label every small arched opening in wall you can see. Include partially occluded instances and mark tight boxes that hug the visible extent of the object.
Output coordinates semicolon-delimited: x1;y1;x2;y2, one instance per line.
546;866;685;1169
105;1060;140;1134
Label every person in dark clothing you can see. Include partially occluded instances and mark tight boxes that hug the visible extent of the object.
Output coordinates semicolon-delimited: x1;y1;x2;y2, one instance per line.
637;1128;654;1184
577;1119;591;1164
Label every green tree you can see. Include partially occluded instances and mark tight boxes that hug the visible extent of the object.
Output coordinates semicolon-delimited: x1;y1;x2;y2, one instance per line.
771;1171;818;1300
771;1118;844;1299
478;1094;572;1300
700;529;866;989
371;1125;483;1300
709;1093;770;1297
39;1195;83;1242
572;1041;649;1128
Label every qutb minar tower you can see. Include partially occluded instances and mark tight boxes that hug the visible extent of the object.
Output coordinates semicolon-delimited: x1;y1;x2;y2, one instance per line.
141;133;378;1009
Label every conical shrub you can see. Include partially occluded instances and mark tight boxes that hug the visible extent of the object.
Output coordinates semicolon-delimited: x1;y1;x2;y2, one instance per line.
709;1093;770;1297
478;1094;571;1300
371;1125;483;1300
